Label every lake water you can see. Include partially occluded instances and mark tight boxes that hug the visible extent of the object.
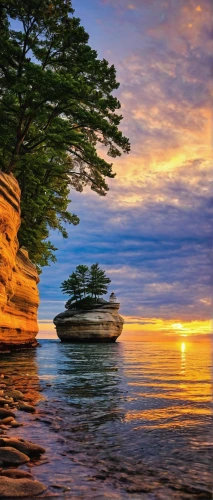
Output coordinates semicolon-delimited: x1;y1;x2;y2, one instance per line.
1;339;212;499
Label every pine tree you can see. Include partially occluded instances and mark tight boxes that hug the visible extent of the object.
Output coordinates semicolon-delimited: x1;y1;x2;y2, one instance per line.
87;263;111;300
61;263;111;307
75;265;89;298
60;272;82;304
0;0;130;269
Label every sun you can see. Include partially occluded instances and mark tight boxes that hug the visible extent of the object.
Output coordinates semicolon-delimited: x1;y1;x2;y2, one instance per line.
172;322;183;330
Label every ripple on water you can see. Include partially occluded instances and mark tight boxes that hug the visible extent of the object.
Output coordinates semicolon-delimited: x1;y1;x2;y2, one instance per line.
0;339;212;499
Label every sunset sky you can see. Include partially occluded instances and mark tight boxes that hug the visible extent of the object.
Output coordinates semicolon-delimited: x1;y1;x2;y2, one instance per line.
38;0;212;341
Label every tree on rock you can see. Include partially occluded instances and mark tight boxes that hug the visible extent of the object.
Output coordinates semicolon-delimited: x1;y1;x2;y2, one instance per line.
61;263;111;307
60;272;82;305
87;263;111;301
0;0;130;270
75;265;90;298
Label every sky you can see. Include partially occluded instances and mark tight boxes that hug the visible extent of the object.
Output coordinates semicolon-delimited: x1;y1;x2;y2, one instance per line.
38;0;212;341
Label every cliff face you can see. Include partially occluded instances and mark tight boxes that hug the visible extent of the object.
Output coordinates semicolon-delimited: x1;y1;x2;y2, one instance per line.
0;172;39;347
54;302;124;342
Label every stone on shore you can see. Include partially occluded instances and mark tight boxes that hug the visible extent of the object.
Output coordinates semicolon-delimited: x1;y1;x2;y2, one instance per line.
0;438;45;457
0;398;12;406
6;390;24;401
0;476;47;497
0;447;30;465
0;417;14;425
0;409;15;419
0;469;33;479
9;420;23;428
18;403;36;413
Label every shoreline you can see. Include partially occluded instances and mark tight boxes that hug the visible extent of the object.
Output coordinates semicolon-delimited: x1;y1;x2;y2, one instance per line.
0;362;62;498
0;369;48;497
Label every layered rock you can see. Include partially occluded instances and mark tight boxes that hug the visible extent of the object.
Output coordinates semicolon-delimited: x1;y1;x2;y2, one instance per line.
0;172;39;348
53;301;124;342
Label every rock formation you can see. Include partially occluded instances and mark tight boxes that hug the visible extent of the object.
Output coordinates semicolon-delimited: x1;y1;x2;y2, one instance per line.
0;172;39;348
53;301;124;342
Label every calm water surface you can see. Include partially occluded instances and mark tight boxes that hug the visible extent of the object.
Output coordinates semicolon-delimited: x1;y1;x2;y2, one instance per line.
1;340;212;499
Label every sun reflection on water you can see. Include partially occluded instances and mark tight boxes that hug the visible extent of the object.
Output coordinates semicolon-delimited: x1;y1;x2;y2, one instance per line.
180;341;186;375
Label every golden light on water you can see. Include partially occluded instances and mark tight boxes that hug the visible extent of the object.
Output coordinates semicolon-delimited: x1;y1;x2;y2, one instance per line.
180;342;186;375
181;342;186;353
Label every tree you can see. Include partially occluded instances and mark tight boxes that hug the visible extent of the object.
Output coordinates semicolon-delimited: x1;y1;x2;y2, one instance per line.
60;271;82;305
61;263;111;307
0;0;130;269
17;151;79;268
88;263;111;300
75;265;89;298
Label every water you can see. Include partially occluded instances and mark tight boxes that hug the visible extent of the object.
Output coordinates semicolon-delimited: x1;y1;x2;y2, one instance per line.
0;339;212;499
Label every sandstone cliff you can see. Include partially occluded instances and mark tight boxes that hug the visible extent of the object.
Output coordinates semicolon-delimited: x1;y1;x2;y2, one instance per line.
0;172;39;348
54;301;124;342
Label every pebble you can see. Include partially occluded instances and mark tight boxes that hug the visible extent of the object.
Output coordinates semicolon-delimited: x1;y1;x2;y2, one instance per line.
0;409;15;419
0;437;46;458
0;417;14;425
0;447;30;465
0;376;48;493
0;469;33;479
18;403;36;413
9;419;23;428
0;399;11;406
0;476;47;497
6;390;24;401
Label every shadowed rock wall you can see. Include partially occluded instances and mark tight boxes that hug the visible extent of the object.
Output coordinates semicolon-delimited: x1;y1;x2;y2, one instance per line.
0;172;39;347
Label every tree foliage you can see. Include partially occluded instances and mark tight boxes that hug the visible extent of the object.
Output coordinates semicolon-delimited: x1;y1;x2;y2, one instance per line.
0;0;130;269
61;263;111;307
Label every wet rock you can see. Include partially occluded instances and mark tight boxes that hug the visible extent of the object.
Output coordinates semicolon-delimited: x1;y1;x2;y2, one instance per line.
0;417;14;425
0;438;45;458
18;403;35;413
0;447;30;465
0;469;33;479
0;399;11;406
9;419;23;428
6;390;24;401
0;476;47;497
0;409;15;419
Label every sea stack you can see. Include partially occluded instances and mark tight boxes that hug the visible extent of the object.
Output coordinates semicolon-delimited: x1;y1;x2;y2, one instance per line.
53;299;124;342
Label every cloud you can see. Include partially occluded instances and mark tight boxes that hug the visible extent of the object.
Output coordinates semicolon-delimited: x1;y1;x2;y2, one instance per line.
38;0;212;331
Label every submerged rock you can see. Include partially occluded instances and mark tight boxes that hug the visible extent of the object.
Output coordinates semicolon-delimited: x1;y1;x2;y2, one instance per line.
54;301;124;342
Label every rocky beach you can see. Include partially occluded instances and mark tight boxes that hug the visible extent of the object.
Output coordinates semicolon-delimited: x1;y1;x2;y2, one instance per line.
0;368;48;497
